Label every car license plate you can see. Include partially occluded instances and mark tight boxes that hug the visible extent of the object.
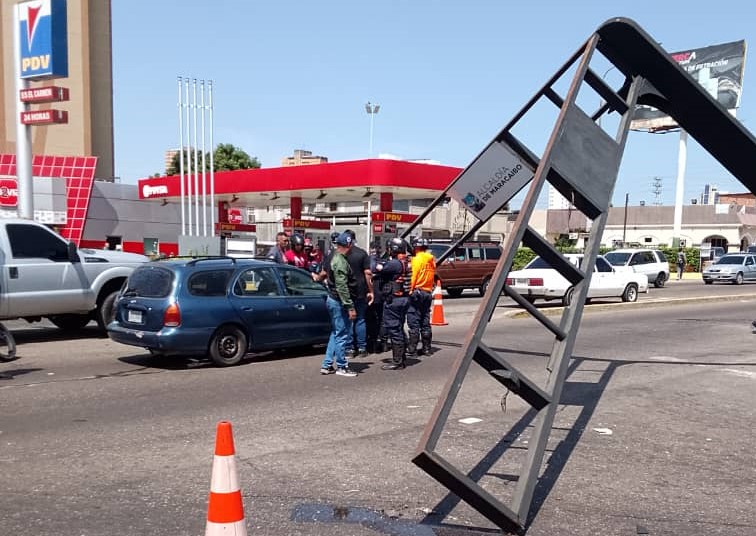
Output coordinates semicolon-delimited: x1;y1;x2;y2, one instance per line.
127;310;143;324
516;278;529;285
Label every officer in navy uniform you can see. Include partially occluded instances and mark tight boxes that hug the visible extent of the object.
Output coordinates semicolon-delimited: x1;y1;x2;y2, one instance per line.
378;237;412;370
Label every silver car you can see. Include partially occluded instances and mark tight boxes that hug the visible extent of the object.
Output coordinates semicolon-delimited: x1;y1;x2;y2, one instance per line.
702;253;756;285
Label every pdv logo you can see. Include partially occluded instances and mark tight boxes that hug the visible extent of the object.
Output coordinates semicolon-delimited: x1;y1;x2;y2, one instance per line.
0;179;19;208
18;0;68;80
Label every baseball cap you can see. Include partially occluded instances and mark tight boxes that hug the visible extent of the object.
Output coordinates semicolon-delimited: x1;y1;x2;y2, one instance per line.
330;231;341;243
335;232;353;247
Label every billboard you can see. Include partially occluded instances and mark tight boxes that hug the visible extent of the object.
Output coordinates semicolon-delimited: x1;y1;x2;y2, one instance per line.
18;0;69;80
631;40;747;131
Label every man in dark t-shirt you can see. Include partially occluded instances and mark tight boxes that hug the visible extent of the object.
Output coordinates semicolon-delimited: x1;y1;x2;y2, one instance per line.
344;230;374;358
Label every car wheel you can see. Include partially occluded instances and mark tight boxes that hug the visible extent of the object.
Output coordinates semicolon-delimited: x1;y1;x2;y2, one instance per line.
95;290;119;331
209;325;248;367
478;277;491;296
0;323;17;362
653;273;666;288
734;272;744;285
562;287;574;306
622;283;639;302
49;314;91;331
524;296;537;304
446;288;464;298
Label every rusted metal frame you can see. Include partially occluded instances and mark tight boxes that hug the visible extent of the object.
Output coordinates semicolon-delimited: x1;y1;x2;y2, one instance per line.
501;285;567;340
413;450;522;532
511;72;645;522
474;344;551;411
590;75;633;122
584;67;629;114
414;35;603;532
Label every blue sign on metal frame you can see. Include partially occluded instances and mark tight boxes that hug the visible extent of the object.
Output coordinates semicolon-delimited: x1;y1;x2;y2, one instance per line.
18;0;68;80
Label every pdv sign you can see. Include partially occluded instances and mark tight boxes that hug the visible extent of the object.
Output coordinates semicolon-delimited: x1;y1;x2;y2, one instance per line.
18;0;68;80
0;179;19;208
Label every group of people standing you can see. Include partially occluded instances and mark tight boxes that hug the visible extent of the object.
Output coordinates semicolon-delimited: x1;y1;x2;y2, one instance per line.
267;228;436;376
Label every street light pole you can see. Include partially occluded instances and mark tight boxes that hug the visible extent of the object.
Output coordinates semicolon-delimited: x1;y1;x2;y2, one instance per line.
365;102;380;156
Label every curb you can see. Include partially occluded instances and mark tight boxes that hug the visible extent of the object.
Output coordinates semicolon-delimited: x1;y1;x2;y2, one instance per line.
496;292;756;320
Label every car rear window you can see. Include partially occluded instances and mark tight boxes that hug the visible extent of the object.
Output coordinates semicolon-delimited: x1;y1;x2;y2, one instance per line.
484;247;501;260
604;252;631;265
125;266;174;298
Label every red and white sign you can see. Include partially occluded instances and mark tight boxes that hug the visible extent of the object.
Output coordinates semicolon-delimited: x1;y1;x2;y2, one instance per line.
227;208;243;224
20;109;68;125
370;211;418;224
216;222;256;233
282;218;331;230
0;178;19;207
19;86;69;103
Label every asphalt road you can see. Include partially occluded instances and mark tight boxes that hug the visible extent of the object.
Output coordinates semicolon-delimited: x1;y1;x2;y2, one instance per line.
1;290;755;535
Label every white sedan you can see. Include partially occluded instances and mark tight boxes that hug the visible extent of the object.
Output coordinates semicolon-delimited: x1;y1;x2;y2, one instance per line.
506;254;649;306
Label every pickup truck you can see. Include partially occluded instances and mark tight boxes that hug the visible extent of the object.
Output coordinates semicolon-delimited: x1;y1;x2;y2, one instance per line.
0;219;148;331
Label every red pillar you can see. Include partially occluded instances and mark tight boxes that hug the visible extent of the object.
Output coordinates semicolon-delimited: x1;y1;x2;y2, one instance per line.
217;201;229;223
380;192;393;212
290;196;302;219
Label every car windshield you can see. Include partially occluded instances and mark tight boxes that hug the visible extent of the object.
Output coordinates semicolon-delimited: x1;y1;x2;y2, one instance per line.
604;252;632;265
717;255;744;265
123;266;174;298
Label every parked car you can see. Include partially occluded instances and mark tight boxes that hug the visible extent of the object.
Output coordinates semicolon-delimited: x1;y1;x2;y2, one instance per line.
603;248;669;288
427;242;502;297
107;258;331;366
702;253;756;285
506;254;649;306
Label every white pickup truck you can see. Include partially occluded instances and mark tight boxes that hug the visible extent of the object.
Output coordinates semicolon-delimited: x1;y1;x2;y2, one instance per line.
0;219;148;331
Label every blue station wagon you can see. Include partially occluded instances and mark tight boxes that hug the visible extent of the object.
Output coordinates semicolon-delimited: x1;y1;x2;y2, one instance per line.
107;258;331;366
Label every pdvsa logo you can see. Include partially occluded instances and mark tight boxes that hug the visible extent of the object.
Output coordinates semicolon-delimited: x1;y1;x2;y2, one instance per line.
0;178;19;208
142;184;169;198
18;0;69;80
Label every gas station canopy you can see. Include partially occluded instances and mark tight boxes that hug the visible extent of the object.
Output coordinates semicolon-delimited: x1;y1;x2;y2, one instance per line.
137;158;462;206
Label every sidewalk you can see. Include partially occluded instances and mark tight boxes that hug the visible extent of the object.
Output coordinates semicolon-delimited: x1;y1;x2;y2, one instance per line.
670;271;701;281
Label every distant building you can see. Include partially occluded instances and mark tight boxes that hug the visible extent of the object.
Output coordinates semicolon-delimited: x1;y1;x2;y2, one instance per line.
163;147;194;174
547;184;571;209
281;149;328;167
701;184;720;205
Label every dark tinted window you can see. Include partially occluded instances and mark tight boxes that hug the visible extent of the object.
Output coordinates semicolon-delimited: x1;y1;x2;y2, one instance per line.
596;257;613;272
484;247;501;260
526;257;553;269
188;270;232;297
125;266;174;298
6;223;69;261
604;252;631;266
233;267;281;297
655;250;667;262
717;255;745;265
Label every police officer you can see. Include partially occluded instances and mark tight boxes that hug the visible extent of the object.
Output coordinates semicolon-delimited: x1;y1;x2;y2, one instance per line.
407;237;436;357
378;237;412;370
367;242;387;353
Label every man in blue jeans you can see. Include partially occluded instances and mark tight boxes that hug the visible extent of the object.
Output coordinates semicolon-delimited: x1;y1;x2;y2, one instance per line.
343;229;374;358
320;232;358;377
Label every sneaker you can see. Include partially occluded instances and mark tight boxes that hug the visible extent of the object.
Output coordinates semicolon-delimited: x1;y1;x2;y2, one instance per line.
357;349;369;358
345;349;356;359
320;366;335;375
335;367;357;377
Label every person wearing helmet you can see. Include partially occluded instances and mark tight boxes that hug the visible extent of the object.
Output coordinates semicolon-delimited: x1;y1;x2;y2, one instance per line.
377;237;412;370
407;237;436;357
285;233;308;269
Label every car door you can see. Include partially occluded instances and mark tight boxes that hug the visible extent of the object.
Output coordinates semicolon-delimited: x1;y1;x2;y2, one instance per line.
745;255;756;281
277;266;330;343
3;222;93;317
591;257;623;297
228;266;289;348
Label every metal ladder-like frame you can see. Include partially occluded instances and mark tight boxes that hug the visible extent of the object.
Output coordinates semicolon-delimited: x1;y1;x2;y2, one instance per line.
407;34;642;532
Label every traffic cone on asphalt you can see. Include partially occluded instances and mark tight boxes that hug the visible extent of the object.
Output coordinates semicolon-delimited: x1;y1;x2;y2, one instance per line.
205;421;247;536
430;282;448;326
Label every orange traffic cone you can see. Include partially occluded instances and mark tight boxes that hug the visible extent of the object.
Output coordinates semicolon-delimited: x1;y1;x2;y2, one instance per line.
430;282;448;326
206;421;247;536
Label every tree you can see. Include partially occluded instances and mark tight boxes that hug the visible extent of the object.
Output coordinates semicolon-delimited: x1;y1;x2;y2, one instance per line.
166;144;261;175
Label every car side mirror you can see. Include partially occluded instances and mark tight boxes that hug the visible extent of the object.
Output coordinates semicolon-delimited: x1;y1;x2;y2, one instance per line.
67;241;81;263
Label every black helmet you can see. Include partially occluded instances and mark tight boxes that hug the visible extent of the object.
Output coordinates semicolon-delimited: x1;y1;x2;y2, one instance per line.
413;237;429;248
290;234;304;248
388;237;407;255
330;231;340;243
